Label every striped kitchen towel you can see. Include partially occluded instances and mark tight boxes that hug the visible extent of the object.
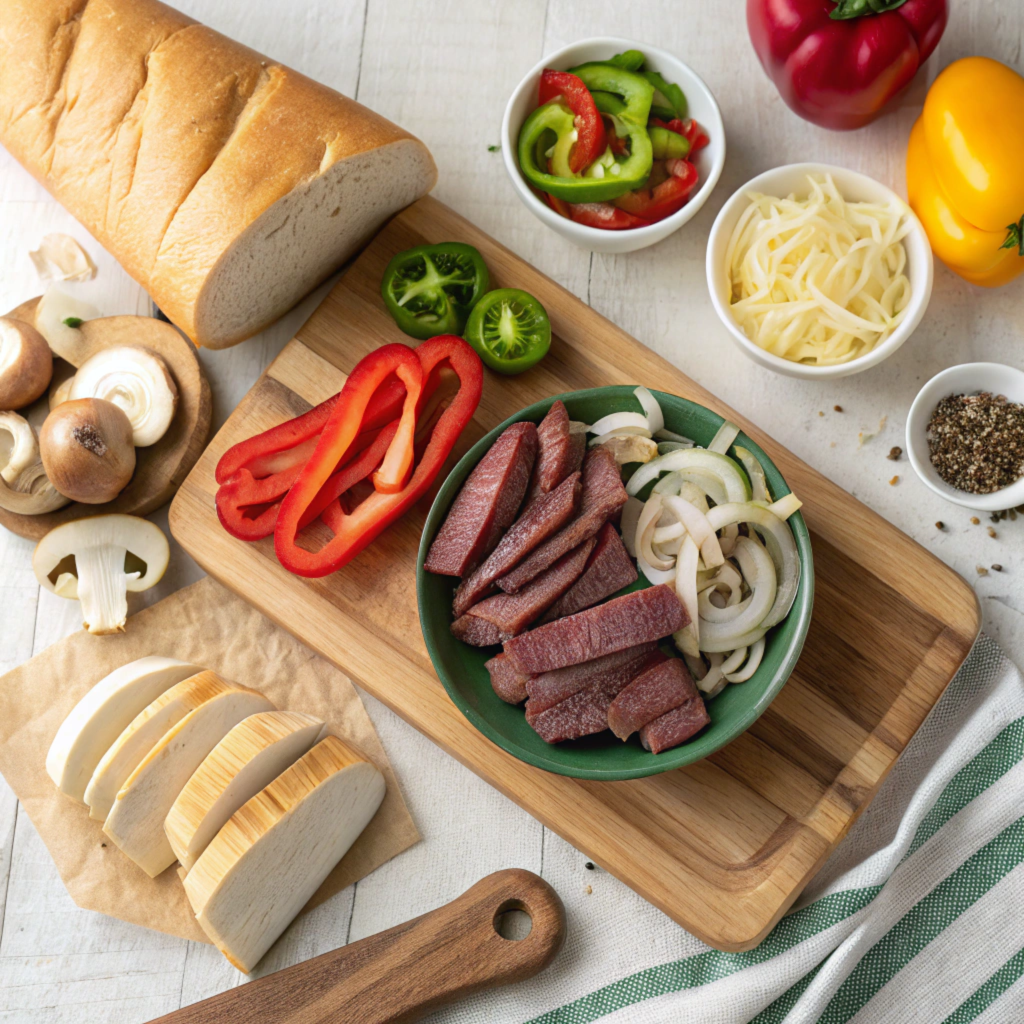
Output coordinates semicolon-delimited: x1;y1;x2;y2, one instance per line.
443;629;1024;1024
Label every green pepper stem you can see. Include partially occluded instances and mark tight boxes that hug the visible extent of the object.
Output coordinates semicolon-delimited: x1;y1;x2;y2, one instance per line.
830;0;910;19
1001;216;1024;257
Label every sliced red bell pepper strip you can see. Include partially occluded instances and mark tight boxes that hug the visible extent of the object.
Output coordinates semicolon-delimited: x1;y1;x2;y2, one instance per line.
545;190;649;229
215;373;405;485
537;69;607;174
275;335;483;578
215;372;409;541
614;158;700;222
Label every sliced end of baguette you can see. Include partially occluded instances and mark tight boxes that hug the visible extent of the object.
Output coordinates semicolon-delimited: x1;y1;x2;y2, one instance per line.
190;139;436;348
84;669;231;822
165;710;325;873
46;656;200;802
185;736;385;972
103;682;274;878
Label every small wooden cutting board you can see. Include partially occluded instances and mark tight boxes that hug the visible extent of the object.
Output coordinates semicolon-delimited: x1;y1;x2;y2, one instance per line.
170;197;980;952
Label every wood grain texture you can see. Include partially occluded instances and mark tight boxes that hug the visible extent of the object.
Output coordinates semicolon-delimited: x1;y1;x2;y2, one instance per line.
169;197;981;952
0;299;212;540
149;869;565;1024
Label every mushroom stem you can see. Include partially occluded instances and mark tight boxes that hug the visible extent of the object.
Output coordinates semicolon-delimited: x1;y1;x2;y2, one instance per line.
61;543;140;634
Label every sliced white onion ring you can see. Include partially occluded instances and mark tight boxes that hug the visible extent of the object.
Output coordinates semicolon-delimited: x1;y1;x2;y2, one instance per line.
620;497;643;557
706;502;801;630
589;425;653;446
638;550;676;586
698;537;776;651
589;411;648;436
734;447;770;502
637;494;674;571
627;449;752;501
720;647;749;675
708;420;741;455
673;536;700;656
768;493;803;520
662;494;724;568
655;428;694;445
634;386;664;436
726;637;766;683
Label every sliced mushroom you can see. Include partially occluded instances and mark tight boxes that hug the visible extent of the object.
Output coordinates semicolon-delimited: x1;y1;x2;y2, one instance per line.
69;345;178;447
0;317;53;410
34;285;102;364
0;411;70;514
601;434;660;466
49;368;76;411
33;515;169;634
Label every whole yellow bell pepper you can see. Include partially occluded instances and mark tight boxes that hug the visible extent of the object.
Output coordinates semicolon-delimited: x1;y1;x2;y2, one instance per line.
906;57;1024;288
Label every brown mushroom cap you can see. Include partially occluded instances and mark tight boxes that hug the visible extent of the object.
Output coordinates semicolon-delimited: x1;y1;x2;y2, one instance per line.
0;317;53;410
40;398;136;504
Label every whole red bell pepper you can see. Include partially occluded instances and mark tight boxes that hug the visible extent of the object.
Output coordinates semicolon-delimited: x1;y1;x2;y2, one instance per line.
537;69;607;173
275;335;482;578
747;0;947;131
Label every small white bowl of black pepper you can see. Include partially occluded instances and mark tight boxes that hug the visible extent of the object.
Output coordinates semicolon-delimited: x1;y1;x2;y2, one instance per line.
906;363;1024;513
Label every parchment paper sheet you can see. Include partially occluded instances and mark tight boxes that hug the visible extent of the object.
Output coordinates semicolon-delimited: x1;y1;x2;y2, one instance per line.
0;576;419;943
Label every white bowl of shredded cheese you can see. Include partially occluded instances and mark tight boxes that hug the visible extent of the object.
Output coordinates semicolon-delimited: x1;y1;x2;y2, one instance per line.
706;164;933;379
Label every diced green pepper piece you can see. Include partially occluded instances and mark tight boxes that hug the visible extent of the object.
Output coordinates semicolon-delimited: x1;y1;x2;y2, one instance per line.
649;126;691;160
518;101;651;202
590;90;626;116
569;49;646;74
642;70;688;120
570;64;655;126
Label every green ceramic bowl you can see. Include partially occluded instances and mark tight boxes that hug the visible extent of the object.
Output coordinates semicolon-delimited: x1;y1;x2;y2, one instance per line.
417;386;814;780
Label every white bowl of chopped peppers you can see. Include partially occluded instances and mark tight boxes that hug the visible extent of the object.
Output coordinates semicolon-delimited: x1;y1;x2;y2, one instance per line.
501;38;726;254
906;363;1024;512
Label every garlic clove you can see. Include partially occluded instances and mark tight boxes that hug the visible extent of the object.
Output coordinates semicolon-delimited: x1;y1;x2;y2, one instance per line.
33;514;169;634
29;234;95;284
69;345;178;447
34;285;102;364
0;317;53;411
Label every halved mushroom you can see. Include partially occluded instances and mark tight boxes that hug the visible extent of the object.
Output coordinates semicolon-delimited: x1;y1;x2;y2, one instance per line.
33;515;169;634
69;346;178;447
34;285;102;364
0;317;53;410
0;410;70;514
600;434;660;466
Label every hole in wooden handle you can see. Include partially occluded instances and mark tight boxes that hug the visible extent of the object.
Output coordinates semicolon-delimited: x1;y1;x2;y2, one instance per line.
493;899;533;941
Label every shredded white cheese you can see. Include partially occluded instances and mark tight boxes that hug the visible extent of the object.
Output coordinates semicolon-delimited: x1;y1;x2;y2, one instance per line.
725;174;912;367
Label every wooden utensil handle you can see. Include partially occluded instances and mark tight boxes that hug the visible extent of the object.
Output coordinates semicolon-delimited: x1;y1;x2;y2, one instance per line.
149;868;565;1024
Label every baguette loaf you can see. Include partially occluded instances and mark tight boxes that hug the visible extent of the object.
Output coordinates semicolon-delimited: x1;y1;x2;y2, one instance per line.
0;0;437;348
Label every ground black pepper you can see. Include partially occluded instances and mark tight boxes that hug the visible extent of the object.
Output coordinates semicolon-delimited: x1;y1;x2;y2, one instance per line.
927;393;1024;494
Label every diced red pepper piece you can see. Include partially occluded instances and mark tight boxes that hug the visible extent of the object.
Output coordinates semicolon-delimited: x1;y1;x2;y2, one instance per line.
275;336;482;578
562;201;650;231
614;159;699;223
537;69;606;173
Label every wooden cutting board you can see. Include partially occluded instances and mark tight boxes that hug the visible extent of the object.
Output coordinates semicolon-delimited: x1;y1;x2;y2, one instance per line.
170;196;980;952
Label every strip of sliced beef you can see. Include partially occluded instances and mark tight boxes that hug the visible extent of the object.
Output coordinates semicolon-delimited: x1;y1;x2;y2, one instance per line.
497;446;626;594
539;522;637;623
639;698;711;753
424;421;537;577
451;537;596;646
607;658;701;741
525;643;658;716
503;584;686;676
525;400;587;506
453;470;581;617
486;654;532;705
526;650;666;744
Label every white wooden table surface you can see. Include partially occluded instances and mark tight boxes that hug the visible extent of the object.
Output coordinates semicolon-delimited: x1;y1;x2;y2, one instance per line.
1;2;1022;1021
